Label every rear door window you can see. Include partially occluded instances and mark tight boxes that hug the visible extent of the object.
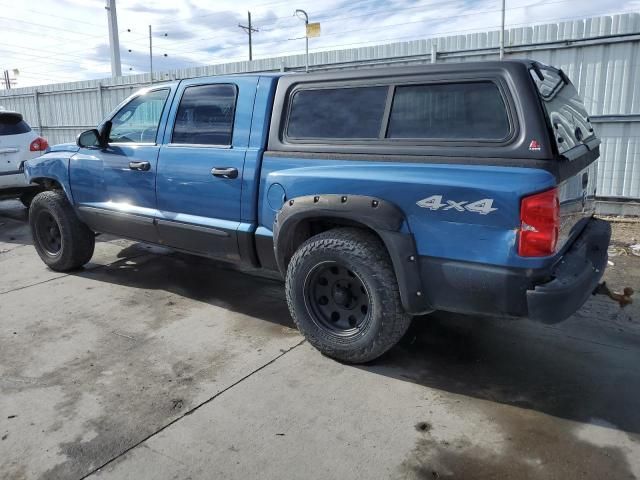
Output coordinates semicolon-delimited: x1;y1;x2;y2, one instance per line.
530;67;593;154
172;84;237;146
0;113;31;136
287;86;388;139
386;82;510;140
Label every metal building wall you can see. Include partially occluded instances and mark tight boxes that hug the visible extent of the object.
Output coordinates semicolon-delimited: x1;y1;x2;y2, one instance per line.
1;12;639;200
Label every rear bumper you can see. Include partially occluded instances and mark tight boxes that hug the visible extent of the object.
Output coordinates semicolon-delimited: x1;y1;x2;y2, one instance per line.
526;217;610;323
419;217;611;323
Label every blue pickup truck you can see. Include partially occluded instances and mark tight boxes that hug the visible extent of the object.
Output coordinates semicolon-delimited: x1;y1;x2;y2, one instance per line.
24;60;610;362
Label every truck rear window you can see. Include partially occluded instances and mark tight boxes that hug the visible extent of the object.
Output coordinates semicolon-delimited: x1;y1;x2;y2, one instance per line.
387;82;510;140
530;67;594;154
0;114;31;136
287;86;387;139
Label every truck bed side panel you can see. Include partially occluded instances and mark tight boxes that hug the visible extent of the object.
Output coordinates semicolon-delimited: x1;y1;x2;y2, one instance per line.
257;156;556;269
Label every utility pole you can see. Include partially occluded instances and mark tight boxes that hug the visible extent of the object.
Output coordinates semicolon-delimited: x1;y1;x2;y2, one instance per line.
2;69;18;89
105;0;122;77
149;25;153;84
295;9;309;72
238;11;259;61
499;0;506;60
124;28;167;79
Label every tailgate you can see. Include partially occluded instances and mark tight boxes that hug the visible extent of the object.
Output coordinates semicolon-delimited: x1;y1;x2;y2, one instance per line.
530;64;599;250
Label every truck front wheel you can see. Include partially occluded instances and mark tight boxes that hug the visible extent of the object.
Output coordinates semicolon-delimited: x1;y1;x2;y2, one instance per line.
285;227;412;363
29;190;95;272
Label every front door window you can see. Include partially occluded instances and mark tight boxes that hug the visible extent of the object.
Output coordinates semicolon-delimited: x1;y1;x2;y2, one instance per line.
109;89;170;144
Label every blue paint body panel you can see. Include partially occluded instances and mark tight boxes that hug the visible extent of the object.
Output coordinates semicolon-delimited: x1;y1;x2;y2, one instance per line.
24;152;75;203
22;65;606;322
24;73;560;270
257;157;557;269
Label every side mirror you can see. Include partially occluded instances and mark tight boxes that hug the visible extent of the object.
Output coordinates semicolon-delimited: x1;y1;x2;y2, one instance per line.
77;129;102;148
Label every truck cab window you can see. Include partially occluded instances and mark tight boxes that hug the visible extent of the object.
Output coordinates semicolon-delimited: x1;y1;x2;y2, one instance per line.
387;82;510;140
286;86;387;140
172;84;237;146
109;89;169;144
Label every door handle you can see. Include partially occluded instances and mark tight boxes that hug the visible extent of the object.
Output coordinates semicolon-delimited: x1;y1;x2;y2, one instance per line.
582;172;589;189
129;161;151;171
211;167;238;179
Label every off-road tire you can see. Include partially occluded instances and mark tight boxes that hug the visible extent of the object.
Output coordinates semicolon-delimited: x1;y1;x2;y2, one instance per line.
286;227;412;363
29;190;95;271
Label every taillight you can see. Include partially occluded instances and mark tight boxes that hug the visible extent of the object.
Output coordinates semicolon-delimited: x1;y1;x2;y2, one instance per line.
518;188;559;257
29;136;49;152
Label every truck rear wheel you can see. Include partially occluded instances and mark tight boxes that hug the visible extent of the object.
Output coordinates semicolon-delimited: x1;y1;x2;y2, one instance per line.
285;227;412;363
29;190;95;272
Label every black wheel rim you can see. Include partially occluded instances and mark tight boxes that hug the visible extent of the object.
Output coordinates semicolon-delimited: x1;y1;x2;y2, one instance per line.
304;261;371;336
35;211;62;256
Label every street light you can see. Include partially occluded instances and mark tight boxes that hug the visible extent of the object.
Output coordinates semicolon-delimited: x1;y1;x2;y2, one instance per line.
295;9;309;72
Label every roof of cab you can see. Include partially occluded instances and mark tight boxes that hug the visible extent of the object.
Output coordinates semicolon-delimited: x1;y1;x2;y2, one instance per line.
272;59;537;80
158;60;544;90
188;59;539;83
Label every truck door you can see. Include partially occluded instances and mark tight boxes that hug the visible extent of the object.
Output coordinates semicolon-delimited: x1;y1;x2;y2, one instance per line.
155;77;257;261
71;87;174;243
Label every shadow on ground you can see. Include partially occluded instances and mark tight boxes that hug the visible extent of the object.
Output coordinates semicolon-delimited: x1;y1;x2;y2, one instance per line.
77;248;293;330
364;306;640;435
79;238;640;437
3;199;639;439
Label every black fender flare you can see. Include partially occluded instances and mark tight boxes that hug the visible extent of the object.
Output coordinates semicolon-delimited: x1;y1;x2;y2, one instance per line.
273;194;431;315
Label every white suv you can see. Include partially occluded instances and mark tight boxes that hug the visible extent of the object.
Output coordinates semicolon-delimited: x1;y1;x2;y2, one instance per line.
0;110;48;206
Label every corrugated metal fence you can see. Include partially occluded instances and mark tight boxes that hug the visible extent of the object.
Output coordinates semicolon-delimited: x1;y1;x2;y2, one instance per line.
1;12;639;200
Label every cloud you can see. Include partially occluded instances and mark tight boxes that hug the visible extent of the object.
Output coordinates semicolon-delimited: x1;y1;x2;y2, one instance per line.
155;26;197;41
127;3;181;15
3;0;638;88
91;42;199;74
184;1;245;30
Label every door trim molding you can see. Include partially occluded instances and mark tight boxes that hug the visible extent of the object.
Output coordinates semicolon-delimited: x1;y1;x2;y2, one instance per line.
155;218;229;237
77;205;154;225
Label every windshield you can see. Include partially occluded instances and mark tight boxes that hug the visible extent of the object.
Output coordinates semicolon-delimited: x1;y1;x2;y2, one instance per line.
530;66;595;154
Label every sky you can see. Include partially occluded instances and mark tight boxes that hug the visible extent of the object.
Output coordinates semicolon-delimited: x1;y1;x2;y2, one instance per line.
0;0;638;88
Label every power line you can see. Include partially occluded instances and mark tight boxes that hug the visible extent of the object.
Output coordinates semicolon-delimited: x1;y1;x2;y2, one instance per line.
137;0;501;53
5;3;638;88
256;0;474;31
150;0;467;48
155;0;565;58
0;0;106;29
0;0;146;37
256;7;640;59
0;17;108;39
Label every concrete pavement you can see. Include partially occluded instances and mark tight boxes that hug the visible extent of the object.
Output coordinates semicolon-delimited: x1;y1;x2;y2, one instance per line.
1;199;639;480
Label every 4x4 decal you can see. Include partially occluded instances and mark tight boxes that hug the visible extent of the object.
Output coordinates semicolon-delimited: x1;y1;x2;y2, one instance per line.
416;195;497;215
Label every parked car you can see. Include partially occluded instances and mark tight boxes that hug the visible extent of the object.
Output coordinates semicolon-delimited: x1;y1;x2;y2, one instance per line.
0;110;48;206
23;61;610;363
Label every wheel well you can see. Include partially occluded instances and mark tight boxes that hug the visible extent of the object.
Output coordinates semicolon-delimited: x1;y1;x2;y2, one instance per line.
282;217;384;270
280;216;431;315
32;178;63;191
